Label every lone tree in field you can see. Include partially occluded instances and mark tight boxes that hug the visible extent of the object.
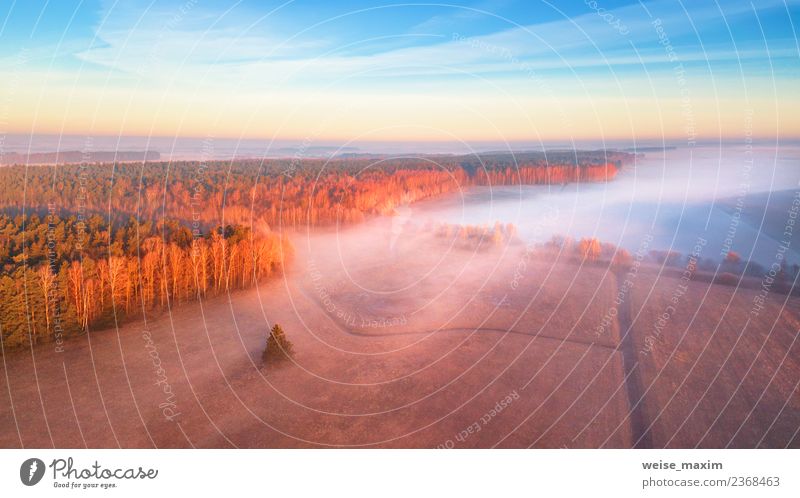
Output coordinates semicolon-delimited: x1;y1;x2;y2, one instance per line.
262;323;293;364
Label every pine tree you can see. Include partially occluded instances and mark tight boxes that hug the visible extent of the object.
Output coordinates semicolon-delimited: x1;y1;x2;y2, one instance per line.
262;323;293;364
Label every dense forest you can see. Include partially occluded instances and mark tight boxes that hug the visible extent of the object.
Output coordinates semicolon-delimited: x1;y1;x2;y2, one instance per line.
0;150;160;165
0;151;631;349
0;151;629;230
0;213;288;349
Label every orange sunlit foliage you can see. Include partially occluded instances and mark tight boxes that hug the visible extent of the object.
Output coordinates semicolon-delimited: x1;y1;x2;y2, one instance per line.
578;238;603;261
0;213;289;348
0;152;630;233
474;163;618;186
0;152;632;348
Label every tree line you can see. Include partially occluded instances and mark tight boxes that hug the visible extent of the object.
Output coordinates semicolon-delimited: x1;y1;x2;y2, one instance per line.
0;151;631;231
0;151;631;349
0;213;288;349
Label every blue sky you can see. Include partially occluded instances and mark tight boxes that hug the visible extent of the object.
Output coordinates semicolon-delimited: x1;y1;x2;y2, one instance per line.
1;0;798;142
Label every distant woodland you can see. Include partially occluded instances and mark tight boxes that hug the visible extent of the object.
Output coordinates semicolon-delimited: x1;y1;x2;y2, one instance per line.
0;151;627;229
0;150;160;165
0;151;630;349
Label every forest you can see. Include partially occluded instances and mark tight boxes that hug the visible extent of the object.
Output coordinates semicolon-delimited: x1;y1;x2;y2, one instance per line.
0;151;631;349
0;151;629;229
0;150;160;165
0;213;289;349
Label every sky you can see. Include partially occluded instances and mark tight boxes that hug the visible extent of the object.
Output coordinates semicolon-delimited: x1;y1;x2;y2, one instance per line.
0;0;798;146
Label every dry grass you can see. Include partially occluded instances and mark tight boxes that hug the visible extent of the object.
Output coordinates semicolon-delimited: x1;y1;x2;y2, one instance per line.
1;218;797;448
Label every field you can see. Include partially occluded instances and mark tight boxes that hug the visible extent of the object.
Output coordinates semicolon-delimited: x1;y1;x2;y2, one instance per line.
2;215;797;448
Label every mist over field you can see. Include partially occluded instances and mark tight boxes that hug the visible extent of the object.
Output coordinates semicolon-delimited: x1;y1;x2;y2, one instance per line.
1;0;799;457
412;145;800;267
1;144;798;449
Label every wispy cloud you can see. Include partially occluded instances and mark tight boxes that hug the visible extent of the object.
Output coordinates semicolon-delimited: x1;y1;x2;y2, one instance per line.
72;0;798;91
6;0;798;139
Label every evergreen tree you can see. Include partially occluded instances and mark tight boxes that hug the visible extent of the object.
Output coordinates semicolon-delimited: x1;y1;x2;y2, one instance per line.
262;324;293;364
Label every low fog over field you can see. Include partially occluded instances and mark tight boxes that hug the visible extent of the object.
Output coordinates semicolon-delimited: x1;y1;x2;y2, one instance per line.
1;145;799;448
418;146;800;267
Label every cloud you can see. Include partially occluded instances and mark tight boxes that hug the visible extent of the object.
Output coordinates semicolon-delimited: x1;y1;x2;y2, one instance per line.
70;0;797;93
74;0;329;80
10;0;798;139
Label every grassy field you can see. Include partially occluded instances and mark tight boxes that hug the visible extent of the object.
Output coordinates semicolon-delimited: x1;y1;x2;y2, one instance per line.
1;218;797;448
